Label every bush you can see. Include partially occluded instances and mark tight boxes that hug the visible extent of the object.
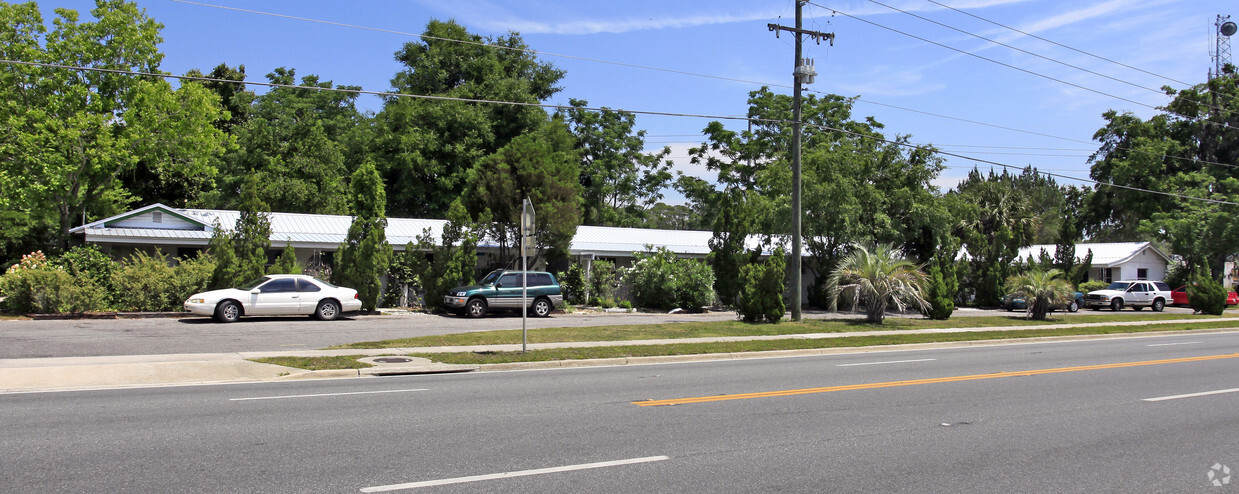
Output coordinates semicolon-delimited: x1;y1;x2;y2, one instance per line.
560;263;586;304
111;250;215;312
623;247;715;311
0;267;106;314
1078;280;1109;293
737;250;786;323
923;262;955;320
57;245;117;300
1187;275;1228;315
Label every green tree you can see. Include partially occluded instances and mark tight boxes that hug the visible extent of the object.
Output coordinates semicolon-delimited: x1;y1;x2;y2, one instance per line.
737;249;787;323
1088;74;1239;281
464;120;581;267
1187;273;1228;315
408;199;484;312
371;19;564;218
558;99;672;227
334;160;391;311
268;242;301;275
1004;268;1074;320
827;243;929;324
708;188;755;307
0;1;228;248
211;68;360;214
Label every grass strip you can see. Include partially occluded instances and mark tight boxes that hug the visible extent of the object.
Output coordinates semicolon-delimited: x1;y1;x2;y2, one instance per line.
332;313;1238;350
406;320;1239;365
251;356;373;370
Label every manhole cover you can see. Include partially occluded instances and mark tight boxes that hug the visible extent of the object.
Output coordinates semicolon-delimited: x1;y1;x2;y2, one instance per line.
373;357;413;364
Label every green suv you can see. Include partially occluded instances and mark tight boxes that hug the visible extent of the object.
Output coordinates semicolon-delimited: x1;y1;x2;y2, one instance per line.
444;269;564;318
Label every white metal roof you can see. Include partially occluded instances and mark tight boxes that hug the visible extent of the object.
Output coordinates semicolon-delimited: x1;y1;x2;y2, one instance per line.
71;204;770;257
1017;242;1170;267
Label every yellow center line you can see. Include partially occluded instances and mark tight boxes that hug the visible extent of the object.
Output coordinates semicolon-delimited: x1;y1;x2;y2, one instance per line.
634;353;1239;407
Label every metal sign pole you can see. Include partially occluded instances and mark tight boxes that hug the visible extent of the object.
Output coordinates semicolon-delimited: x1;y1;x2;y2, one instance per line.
521;198;534;354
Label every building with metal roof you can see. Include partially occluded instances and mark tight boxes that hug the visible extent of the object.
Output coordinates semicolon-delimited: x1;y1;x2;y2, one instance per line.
1016;242;1171;283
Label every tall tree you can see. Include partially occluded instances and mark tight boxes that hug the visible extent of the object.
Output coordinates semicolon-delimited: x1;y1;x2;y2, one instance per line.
1088;73;1239;280
370;19;564;218
463;120;581;267
334;160;391;311
558;99;672;227
231;174;272;285
0;0;227;248
212;67;361;214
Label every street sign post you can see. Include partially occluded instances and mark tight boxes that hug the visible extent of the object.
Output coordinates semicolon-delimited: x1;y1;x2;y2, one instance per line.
521;198;534;353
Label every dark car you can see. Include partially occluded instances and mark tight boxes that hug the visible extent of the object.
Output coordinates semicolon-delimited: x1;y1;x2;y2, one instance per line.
1001;291;1084;312
443;269;565;318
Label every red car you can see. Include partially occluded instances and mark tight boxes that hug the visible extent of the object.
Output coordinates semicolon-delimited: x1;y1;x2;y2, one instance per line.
1170;285;1239;307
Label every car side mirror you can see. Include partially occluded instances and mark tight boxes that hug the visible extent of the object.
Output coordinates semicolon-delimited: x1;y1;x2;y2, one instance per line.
250;288;261;294
495;283;503;288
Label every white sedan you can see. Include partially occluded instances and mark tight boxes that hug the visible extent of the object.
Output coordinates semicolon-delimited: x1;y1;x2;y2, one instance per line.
184;274;362;322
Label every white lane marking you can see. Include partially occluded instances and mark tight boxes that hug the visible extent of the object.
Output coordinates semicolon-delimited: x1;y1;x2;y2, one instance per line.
836;358;936;367
230;388;427;401
359;456;670;492
1146;341;1202;347
1143;388;1239;402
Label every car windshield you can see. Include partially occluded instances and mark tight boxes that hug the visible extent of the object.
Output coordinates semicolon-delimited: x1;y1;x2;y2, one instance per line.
479;270;503;285
1104;282;1132;291
236;276;271;290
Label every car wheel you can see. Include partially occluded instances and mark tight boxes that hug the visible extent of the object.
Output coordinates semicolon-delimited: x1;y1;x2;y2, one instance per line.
466;298;487;318
530;298;552;317
315;300;341;321
1068;301;1079;312
1152;299;1165;312
214;300;241;323
1110;299;1124;311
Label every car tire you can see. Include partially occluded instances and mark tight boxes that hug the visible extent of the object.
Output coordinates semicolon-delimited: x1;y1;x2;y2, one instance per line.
214;300;241;323
530;298;552;317
466;298;487;318
315;300;341;321
1110;299;1124;311
1152;299;1165;312
1068;301;1079;312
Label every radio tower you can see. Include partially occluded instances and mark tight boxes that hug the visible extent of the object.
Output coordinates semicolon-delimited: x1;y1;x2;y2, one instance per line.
1211;14;1236;80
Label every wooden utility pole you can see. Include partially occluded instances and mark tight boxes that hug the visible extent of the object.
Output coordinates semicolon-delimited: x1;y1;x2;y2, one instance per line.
769;1;833;321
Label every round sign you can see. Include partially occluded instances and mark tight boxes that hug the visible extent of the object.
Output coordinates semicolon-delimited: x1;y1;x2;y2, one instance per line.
1223;21;1238;37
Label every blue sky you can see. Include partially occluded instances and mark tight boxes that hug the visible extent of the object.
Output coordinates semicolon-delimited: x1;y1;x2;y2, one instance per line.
38;0;1234;202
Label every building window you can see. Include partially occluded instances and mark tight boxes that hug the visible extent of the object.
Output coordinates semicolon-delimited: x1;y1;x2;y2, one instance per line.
1137;268;1148;280
152;211;162;224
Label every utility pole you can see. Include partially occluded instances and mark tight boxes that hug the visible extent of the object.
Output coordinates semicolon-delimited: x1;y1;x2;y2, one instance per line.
769;1;833;321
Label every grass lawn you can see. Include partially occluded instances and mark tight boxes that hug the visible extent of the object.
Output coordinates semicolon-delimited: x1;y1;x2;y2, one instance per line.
331;313;1239;350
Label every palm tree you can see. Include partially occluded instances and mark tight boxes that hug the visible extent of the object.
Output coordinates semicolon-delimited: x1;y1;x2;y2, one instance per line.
1004;268;1074;320
827;243;930;324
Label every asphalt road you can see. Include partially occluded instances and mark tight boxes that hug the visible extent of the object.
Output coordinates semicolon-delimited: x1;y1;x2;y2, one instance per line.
0;306;1199;359
3;332;1237;493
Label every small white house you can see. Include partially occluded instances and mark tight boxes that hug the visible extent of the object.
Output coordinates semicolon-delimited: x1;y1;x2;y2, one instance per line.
1017;242;1171;283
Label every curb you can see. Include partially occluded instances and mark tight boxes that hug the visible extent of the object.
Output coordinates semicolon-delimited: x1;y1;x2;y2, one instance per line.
460;327;1239;373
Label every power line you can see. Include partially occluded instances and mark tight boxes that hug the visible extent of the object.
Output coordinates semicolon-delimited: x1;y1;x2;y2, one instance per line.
807;2;1239;132
168;0;1237;172
865;0;1165;97
923;0;1192;88
5;60;1232;205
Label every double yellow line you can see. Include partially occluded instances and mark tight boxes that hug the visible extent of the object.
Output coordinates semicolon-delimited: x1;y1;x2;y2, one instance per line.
634;353;1239;407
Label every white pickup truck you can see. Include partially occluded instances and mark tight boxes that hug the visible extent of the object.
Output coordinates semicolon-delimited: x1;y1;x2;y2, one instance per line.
1083;280;1172;311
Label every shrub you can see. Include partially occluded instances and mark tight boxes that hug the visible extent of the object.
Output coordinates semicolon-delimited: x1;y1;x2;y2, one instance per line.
0;267;106;314
1187;275;1228;315
560;263;586;304
737;250;786;323
623;247;715;311
111;250;214;312
57;245;118;307
1078;280;1109;293
923;262;955;320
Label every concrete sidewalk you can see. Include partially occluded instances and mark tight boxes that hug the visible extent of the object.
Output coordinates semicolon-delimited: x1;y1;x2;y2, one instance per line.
3;319;1237;393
